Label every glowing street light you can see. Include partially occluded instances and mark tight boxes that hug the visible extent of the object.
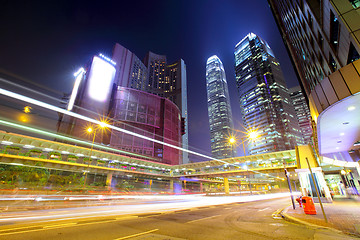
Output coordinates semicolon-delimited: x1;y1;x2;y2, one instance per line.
228;130;259;195
83;122;108;187
23;106;32;113
248;131;259;140
229;137;236;144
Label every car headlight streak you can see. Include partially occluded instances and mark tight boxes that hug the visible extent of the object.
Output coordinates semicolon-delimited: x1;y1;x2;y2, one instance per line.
0;87;218;162
0;87;285;180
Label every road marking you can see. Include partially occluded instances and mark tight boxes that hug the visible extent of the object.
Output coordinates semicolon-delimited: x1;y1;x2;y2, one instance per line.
271;208;284;219
114;229;159;240
43;223;76;229
258;207;270;212
0;216;138;236
0;227;44;236
48;211;69;214
186;215;221;224
116;216;138;221
270;223;284;227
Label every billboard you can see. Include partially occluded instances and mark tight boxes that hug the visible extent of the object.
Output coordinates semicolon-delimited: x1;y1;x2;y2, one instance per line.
87;56;116;102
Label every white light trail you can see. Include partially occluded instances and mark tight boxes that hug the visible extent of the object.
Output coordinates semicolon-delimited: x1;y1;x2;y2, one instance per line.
0;87;289;180
0;87;219;162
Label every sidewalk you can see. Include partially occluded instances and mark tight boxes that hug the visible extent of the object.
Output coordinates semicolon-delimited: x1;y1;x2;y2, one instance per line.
281;196;360;237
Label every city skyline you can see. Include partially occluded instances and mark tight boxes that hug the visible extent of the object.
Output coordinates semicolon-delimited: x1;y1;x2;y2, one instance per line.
0;0;300;157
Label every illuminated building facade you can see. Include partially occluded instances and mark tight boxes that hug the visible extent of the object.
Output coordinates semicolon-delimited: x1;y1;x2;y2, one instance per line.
112;45;189;164
268;0;360;161
110;87;181;165
206;55;235;159
234;33;302;155
59;53;182;165
289;86;312;144
58;55;116;142
112;43;148;91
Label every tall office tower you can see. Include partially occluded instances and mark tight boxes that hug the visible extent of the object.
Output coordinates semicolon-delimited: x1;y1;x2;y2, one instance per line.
268;0;360;161
234;33;302;155
289;86;312;144
206;55;235;159
112;45;189;164
165;60;189;164
112;43;148;91
144;52;189;164
143;52;167;95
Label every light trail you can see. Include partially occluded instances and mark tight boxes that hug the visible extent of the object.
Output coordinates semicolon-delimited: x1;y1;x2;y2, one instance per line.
0;118;157;161
0;87;223;162
0;87;288;180
0;193;296;224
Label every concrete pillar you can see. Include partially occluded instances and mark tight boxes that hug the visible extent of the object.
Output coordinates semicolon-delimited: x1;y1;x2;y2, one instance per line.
106;173;113;189
170;179;174;193
200;182;203;192
224;177;229;195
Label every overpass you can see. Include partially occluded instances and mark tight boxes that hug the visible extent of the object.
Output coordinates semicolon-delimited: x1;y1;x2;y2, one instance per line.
0;130;299;193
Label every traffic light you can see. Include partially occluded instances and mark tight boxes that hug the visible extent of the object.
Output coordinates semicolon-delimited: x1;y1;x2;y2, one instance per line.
181;117;186;135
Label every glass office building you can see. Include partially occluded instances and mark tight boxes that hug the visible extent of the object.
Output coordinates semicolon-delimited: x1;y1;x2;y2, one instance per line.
234;33;302;155
289;86;312;144
268;0;360;161
206;55;235;159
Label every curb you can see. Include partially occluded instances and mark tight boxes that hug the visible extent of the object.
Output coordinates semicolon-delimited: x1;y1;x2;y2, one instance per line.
280;206;360;238
280;206;336;230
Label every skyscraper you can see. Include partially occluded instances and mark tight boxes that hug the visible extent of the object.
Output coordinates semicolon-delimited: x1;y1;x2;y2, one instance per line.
268;0;360;161
206;55;235;159
112;44;189;164
289;86;312;144
143;52;189;164
234;33;302;155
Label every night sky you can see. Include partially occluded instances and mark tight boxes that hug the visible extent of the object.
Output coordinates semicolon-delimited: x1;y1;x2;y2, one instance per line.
0;0;299;157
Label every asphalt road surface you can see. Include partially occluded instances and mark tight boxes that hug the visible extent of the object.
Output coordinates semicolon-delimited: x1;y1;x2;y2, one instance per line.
0;196;357;240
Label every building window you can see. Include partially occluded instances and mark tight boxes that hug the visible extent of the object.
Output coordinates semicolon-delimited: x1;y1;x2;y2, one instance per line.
330;11;340;52
347;42;360;64
348;0;360;8
317;30;323;50
329;54;337;72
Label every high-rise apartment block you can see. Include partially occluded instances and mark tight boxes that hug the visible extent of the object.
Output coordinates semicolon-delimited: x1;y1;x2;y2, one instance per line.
268;0;360;160
234;33;303;155
289;86;312;144
206;55;235;159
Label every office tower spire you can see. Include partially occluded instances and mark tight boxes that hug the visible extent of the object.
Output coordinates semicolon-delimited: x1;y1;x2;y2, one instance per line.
206;55;235;159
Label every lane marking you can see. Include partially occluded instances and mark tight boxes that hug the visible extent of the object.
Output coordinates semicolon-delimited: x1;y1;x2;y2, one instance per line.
0;228;46;236
114;229;159;240
43;223;76;229
186;215;221;224
0;216;138;236
48;211;69;214
272;208;284;220
258;207;270;212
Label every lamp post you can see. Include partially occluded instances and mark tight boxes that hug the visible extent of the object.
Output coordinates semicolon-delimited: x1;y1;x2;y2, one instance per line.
83;122;107;188
228;130;258;195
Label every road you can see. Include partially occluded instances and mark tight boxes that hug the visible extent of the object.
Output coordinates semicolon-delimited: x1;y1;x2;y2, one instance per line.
0;195;357;240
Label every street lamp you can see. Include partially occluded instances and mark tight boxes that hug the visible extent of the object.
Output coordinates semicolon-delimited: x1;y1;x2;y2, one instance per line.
83;122;108;188
228;130;258;195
